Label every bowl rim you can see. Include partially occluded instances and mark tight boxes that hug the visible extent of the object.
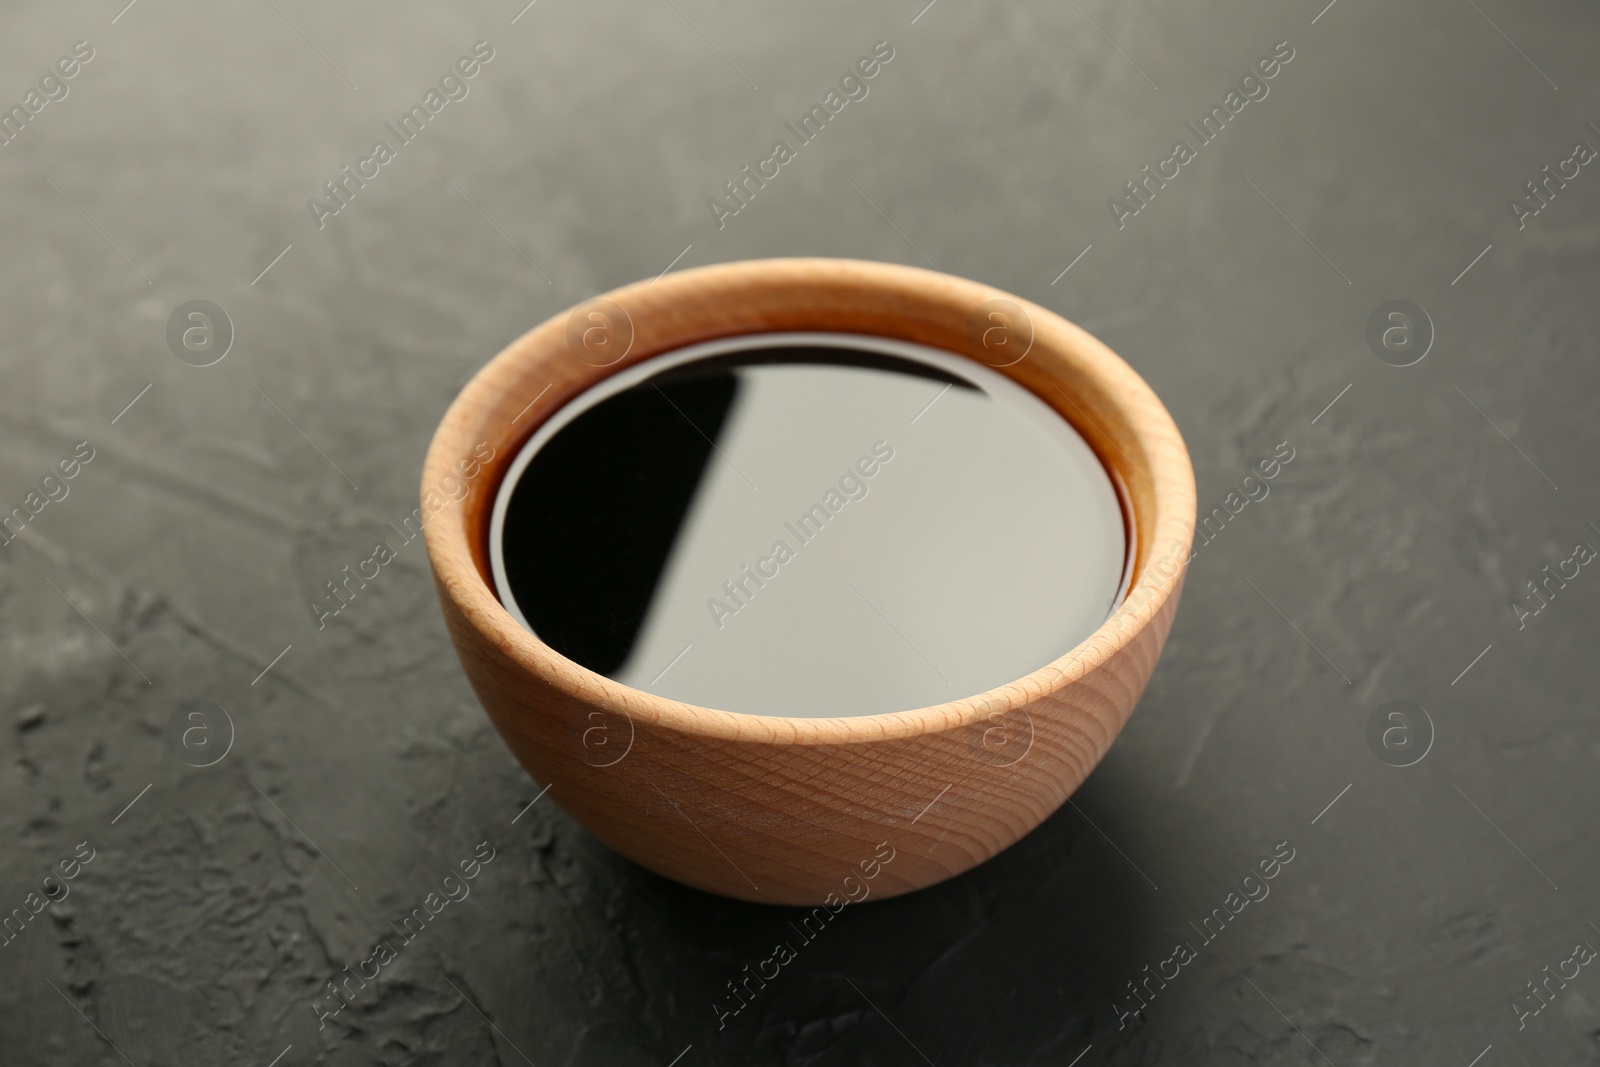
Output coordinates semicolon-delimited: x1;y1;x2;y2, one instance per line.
422;257;1195;748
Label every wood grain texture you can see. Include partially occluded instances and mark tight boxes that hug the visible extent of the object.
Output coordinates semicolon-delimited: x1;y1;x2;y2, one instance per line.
422;258;1196;905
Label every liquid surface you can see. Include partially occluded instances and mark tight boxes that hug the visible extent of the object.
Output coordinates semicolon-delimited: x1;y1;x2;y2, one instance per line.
490;333;1128;717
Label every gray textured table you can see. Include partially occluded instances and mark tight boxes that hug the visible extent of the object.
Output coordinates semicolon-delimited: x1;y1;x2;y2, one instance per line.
3;1;1598;1064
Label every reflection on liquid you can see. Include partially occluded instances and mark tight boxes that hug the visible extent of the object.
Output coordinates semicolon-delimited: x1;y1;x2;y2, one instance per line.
491;334;1127;717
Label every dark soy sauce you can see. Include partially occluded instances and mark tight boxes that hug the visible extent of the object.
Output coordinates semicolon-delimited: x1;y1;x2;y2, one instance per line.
490;333;1129;717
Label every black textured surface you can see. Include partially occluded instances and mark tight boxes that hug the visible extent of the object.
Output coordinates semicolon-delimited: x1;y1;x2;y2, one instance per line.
2;2;1598;1065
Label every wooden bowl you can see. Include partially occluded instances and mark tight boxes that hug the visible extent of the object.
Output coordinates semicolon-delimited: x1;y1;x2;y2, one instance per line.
422;258;1195;905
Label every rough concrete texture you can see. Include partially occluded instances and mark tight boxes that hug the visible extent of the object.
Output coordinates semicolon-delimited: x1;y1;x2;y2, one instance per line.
2;0;1599;1064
